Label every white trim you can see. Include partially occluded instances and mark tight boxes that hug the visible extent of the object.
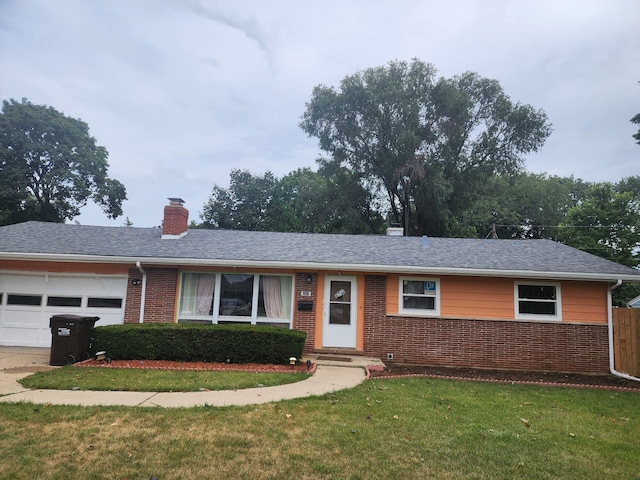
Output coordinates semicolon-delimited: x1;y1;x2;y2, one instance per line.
160;231;188;240
136;261;146;323
398;276;440;316
2;253;639;282
514;281;562;321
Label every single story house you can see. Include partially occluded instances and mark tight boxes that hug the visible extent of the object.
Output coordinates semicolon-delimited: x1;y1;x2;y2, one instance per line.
1;199;639;374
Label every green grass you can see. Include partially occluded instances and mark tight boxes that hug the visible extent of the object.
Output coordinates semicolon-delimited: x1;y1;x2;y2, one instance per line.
18;366;310;392
1;377;639;479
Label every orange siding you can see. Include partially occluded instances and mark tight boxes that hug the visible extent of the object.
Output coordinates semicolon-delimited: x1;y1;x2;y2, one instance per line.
387;274;400;313
441;276;514;319
387;274;609;324
0;259;129;274
387;274;513;319
561;281;608;324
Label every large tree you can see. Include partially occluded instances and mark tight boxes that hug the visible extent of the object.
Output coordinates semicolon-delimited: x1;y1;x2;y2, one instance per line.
276;165;384;234
557;179;640;305
0;98;126;224
200;167;384;234
300;59;552;236
463;173;589;239
200;169;280;231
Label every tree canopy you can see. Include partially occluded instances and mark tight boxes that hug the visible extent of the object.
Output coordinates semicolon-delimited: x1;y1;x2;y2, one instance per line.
632;112;640;145
200;167;383;234
0;98;126;224
300;59;552;236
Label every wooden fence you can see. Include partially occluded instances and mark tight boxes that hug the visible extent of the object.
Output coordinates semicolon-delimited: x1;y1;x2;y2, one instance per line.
612;308;640;377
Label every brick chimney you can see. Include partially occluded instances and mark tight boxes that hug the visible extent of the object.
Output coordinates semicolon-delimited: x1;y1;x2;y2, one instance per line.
162;198;188;238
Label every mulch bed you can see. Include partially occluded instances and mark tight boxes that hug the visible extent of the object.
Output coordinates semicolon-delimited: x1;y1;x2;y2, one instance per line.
73;359;640;392
75;359;315;374
369;364;640;391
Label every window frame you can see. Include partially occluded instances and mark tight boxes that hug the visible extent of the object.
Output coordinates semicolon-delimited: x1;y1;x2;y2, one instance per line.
514;281;562;321
6;294;43;307
398;277;440;316
177;271;294;328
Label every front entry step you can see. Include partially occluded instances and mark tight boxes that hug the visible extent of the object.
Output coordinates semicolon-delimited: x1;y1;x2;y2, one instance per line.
304;353;386;369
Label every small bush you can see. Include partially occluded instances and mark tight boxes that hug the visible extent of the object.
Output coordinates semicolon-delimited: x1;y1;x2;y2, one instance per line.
90;323;306;365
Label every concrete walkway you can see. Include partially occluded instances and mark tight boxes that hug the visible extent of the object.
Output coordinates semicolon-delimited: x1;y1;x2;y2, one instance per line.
0;347;378;408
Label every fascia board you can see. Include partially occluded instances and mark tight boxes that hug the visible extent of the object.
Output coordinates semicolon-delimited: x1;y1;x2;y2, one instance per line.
1;252;639;283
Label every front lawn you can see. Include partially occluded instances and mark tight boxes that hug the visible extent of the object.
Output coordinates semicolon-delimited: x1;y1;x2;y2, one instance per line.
19;366;310;392
1;377;638;479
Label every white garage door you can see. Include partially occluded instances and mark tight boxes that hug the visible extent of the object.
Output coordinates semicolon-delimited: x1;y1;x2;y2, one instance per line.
0;273;128;347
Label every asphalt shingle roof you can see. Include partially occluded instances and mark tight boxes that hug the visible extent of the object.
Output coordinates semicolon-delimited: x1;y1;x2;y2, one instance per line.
1;221;639;281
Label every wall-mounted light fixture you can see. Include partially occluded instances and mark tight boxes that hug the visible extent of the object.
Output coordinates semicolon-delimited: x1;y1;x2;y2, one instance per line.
305;273;313;283
131;278;141;286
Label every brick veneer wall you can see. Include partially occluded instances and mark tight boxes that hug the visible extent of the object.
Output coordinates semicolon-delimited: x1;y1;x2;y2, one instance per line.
363;275;610;374
124;267;178;324
123;267;141;323
294;272;317;352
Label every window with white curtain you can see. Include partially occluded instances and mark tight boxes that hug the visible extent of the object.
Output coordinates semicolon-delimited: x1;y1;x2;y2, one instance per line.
258;275;292;320
178;272;293;327
178;273;215;317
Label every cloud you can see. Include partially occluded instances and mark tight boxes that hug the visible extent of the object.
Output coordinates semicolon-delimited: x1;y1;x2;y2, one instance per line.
0;0;638;227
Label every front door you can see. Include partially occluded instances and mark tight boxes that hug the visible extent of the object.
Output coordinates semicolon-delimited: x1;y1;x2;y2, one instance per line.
322;276;357;348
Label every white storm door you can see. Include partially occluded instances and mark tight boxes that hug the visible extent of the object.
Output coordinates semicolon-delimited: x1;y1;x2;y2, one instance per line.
322;276;357;348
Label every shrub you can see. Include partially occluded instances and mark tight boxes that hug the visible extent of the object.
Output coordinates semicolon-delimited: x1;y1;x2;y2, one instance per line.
90;323;306;364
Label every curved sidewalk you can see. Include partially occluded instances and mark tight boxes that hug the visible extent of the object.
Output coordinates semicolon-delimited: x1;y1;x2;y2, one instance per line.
0;348;373;408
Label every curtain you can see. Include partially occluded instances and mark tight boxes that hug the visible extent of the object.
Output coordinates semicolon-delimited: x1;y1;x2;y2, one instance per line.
262;276;292;319
262;276;282;318
179;273;215;317
195;274;215;315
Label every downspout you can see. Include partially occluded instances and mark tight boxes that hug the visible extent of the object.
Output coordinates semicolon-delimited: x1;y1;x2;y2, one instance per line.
607;280;640;382
136;261;147;324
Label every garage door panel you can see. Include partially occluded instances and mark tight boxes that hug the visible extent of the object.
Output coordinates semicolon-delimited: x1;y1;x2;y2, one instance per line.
2;308;43;328
89;310;125;327
1;326;40;346
0;273;127;347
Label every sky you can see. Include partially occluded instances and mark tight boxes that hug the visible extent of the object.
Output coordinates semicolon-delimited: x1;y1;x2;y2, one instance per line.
0;0;638;227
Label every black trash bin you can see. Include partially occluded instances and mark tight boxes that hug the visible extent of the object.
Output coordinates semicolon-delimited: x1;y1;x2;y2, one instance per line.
49;314;100;366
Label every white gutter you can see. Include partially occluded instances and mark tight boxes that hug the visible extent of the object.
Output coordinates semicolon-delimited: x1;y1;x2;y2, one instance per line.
136;261;146;324
607;280;640;382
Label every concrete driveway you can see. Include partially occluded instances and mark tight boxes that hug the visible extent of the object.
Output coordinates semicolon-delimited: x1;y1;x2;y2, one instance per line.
0;346;53;395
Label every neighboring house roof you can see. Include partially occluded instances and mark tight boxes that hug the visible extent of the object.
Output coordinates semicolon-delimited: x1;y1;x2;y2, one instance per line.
1;221;639;282
627;295;640;308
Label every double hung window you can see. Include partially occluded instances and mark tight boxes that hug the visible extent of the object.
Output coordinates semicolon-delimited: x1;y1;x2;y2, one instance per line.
515;282;561;320
399;277;440;315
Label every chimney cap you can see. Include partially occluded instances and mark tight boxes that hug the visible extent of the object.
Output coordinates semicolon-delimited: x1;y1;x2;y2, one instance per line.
167;197;185;205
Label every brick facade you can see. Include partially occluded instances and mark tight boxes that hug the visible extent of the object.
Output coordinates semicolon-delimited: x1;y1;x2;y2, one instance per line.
293;272;317;352
362;275;609;374
125;267;178;324
123;267;142;323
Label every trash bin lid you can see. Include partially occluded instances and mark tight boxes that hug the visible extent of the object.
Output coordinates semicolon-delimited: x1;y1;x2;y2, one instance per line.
50;314;84;321
49;314;100;328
